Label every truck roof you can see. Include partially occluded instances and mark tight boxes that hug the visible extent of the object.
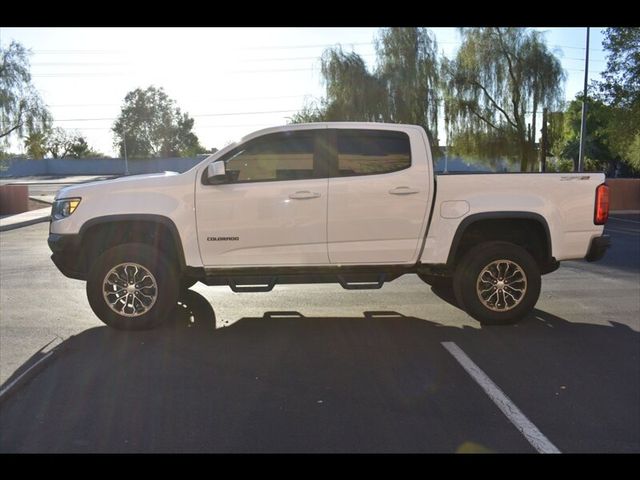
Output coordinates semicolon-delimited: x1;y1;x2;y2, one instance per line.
241;122;425;143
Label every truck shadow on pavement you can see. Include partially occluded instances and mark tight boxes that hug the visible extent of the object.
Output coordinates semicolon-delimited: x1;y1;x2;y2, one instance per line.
0;289;638;453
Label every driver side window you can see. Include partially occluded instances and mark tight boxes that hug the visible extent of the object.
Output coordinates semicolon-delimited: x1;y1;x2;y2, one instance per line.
223;132;315;183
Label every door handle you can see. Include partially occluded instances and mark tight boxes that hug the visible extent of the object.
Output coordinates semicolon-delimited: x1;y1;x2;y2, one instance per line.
289;191;321;200
389;186;420;195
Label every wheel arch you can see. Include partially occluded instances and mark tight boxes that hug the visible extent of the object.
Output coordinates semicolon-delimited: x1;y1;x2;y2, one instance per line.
446;212;554;271
78;214;186;275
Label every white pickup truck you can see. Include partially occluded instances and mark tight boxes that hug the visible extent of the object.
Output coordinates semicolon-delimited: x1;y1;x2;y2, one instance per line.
48;123;611;330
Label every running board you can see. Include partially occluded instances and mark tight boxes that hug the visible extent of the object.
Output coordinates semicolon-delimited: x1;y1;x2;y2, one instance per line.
337;274;386;290
228;277;276;293
199;267;409;291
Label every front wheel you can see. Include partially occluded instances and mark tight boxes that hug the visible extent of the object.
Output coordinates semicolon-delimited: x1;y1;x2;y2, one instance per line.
86;243;180;330
453;241;541;325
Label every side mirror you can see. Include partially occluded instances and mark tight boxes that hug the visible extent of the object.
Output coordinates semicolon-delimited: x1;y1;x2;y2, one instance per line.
206;161;226;184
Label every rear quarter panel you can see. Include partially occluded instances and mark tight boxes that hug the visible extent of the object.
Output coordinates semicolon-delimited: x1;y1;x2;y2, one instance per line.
420;173;605;264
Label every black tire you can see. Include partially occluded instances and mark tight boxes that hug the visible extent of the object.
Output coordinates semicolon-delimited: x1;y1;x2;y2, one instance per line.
453;241;541;325
86;243;180;330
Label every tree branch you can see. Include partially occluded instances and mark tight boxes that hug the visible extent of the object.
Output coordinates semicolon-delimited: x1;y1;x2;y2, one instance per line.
495;28;523;129
0;122;22;139
471;80;518;128
469;107;500;131
0;102;24;139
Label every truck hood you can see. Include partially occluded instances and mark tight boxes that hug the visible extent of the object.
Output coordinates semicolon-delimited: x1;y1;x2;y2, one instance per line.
55;171;180;200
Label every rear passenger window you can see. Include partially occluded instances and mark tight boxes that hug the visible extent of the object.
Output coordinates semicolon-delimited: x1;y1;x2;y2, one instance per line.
336;130;411;176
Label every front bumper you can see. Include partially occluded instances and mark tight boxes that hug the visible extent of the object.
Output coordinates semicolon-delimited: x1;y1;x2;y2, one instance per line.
585;234;611;262
48;233;86;280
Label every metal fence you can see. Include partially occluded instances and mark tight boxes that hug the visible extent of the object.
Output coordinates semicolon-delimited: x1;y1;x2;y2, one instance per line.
0;156;208;177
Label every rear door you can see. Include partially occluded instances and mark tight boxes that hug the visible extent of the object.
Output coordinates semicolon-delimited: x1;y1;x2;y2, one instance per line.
327;127;431;264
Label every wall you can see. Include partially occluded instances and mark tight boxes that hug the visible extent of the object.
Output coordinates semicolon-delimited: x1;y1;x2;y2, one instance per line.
0;185;29;214
0;156;208;177
606;178;640;211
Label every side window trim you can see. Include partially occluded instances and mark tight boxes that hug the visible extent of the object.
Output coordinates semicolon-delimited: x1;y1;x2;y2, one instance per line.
315;129;336;179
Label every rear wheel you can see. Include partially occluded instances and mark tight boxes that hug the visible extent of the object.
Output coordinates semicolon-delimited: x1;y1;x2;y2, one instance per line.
453;241;541;325
86;243;180;330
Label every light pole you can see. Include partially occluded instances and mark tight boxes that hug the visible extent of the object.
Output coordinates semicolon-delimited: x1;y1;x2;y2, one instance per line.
578;27;590;173
444;146;448;174
123;134;129;175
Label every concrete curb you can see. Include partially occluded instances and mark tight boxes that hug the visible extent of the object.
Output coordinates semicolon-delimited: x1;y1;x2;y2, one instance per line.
0;208;51;232
29;195;55;205
0;336;65;405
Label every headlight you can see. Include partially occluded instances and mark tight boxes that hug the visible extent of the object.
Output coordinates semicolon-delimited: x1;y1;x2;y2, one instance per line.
51;198;81;220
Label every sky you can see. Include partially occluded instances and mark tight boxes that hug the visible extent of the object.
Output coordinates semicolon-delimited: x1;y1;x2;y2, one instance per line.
0;27;609;157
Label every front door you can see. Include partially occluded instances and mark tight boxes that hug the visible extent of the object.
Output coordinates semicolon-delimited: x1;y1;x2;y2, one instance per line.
195;130;329;267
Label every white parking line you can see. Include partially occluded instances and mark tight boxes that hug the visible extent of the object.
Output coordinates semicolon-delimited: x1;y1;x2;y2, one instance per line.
441;341;561;454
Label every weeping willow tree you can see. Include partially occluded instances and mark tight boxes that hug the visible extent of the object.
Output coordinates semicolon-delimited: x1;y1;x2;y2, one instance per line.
1;41;51;144
289;27;441;150
324;48;388;121
375;27;440;149
289;48;386;123
443;28;565;171
288;99;326;123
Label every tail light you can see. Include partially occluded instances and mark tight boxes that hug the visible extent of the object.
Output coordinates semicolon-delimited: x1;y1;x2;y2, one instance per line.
594;183;610;225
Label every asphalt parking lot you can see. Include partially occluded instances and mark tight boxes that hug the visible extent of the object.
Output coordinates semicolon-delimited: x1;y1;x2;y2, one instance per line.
0;216;638;453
